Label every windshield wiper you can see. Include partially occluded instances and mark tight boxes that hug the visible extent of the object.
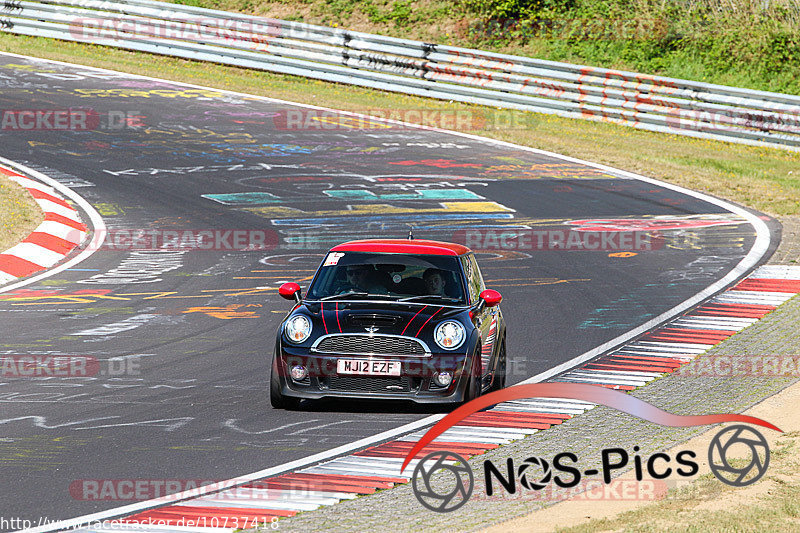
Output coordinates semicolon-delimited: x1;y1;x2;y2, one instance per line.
397;295;462;303
318;292;392;301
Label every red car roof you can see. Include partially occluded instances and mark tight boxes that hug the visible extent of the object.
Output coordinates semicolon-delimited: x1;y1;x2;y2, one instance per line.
330;239;472;256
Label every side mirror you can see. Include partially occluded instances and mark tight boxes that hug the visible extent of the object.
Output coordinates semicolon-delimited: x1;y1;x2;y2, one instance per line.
480;289;502;307
279;282;302;303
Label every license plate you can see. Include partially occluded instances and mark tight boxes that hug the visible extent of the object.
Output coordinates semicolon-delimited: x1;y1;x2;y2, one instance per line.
337;359;401;376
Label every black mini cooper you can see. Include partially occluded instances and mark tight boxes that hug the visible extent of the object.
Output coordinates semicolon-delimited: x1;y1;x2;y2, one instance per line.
270;239;507;408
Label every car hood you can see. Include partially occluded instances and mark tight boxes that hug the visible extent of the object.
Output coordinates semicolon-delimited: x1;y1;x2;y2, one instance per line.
301;300;465;338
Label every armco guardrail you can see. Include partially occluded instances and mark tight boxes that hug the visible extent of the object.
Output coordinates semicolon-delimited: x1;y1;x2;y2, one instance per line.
3;0;800;150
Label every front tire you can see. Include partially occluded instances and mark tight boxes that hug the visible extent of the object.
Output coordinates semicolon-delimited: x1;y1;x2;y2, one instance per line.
270;356;300;410
462;350;482;404
489;337;507;392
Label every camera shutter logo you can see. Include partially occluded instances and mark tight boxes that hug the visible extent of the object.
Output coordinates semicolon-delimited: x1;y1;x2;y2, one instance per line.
708;425;770;487
517;456;552;490
412;451;474;512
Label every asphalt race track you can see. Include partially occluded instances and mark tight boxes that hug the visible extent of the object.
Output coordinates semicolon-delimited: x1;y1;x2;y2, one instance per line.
0;53;776;529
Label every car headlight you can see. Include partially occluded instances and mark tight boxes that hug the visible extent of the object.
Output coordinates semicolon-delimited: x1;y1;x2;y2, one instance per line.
434;321;466;350
285;315;312;344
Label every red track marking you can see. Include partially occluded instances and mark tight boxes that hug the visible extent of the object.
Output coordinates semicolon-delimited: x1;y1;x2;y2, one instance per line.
566;383;637;391
23;232;76;254
0;254;44;277
690;308;772;318
642;331;733;343
734;278;800;293
657;327;739;336
274;472;407;485
29;188;74;209
355;441;494;458
464;411;568;423
604;355;688;365
586;363;677;373
246;479;379;495
43;212;87;232
358;440;497;453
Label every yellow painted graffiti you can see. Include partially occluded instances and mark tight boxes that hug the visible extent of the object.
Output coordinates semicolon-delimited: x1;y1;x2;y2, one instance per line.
93;203;126;216
483;162;612;179
608;252;638;257
1;287;276;306
182;304;261;319
487;278;591;287
247;201;515;218
73;88;225;99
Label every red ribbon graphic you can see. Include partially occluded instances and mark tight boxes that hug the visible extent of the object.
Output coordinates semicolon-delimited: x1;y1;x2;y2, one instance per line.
401;383;782;473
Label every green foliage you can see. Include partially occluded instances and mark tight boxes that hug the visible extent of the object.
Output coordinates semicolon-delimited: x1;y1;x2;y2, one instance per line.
460;0;800;94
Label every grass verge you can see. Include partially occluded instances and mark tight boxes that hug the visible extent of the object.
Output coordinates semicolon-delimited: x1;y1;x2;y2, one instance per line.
0;173;43;254
1;33;799;217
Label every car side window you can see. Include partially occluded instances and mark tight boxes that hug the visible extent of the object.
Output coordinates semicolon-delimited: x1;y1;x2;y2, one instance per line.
462;254;485;304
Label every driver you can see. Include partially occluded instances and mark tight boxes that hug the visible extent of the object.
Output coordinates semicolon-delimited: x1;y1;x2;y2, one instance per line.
423;268;447;296
340;265;388;294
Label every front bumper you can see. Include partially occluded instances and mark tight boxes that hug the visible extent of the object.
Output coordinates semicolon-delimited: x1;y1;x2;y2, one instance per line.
275;344;474;404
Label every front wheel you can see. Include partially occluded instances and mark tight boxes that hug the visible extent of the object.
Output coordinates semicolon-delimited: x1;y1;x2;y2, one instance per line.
489;338;507;392
461;351;482;404
270;356;300;410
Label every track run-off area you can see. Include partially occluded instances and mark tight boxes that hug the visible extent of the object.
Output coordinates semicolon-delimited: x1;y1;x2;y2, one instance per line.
0;52;777;530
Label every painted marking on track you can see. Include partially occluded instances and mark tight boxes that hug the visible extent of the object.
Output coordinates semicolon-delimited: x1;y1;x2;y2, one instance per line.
182;304;261;319
609;252;638;257
247;201;514;219
322;189;483;200
202;192;281;205
389;159;481;168
486;278;591;287
71;314;157;336
0;286;277;306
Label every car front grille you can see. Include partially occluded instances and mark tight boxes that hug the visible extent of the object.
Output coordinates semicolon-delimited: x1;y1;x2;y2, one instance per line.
328;376;411;393
313;334;428;356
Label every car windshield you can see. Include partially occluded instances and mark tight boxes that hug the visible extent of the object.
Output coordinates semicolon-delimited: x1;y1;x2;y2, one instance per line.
306;251;467;304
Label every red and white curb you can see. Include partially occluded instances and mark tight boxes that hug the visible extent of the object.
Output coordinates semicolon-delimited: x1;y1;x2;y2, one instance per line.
58;265;800;532
0;165;87;284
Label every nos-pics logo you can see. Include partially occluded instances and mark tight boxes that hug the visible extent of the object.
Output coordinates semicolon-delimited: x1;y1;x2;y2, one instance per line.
411;424;770;512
